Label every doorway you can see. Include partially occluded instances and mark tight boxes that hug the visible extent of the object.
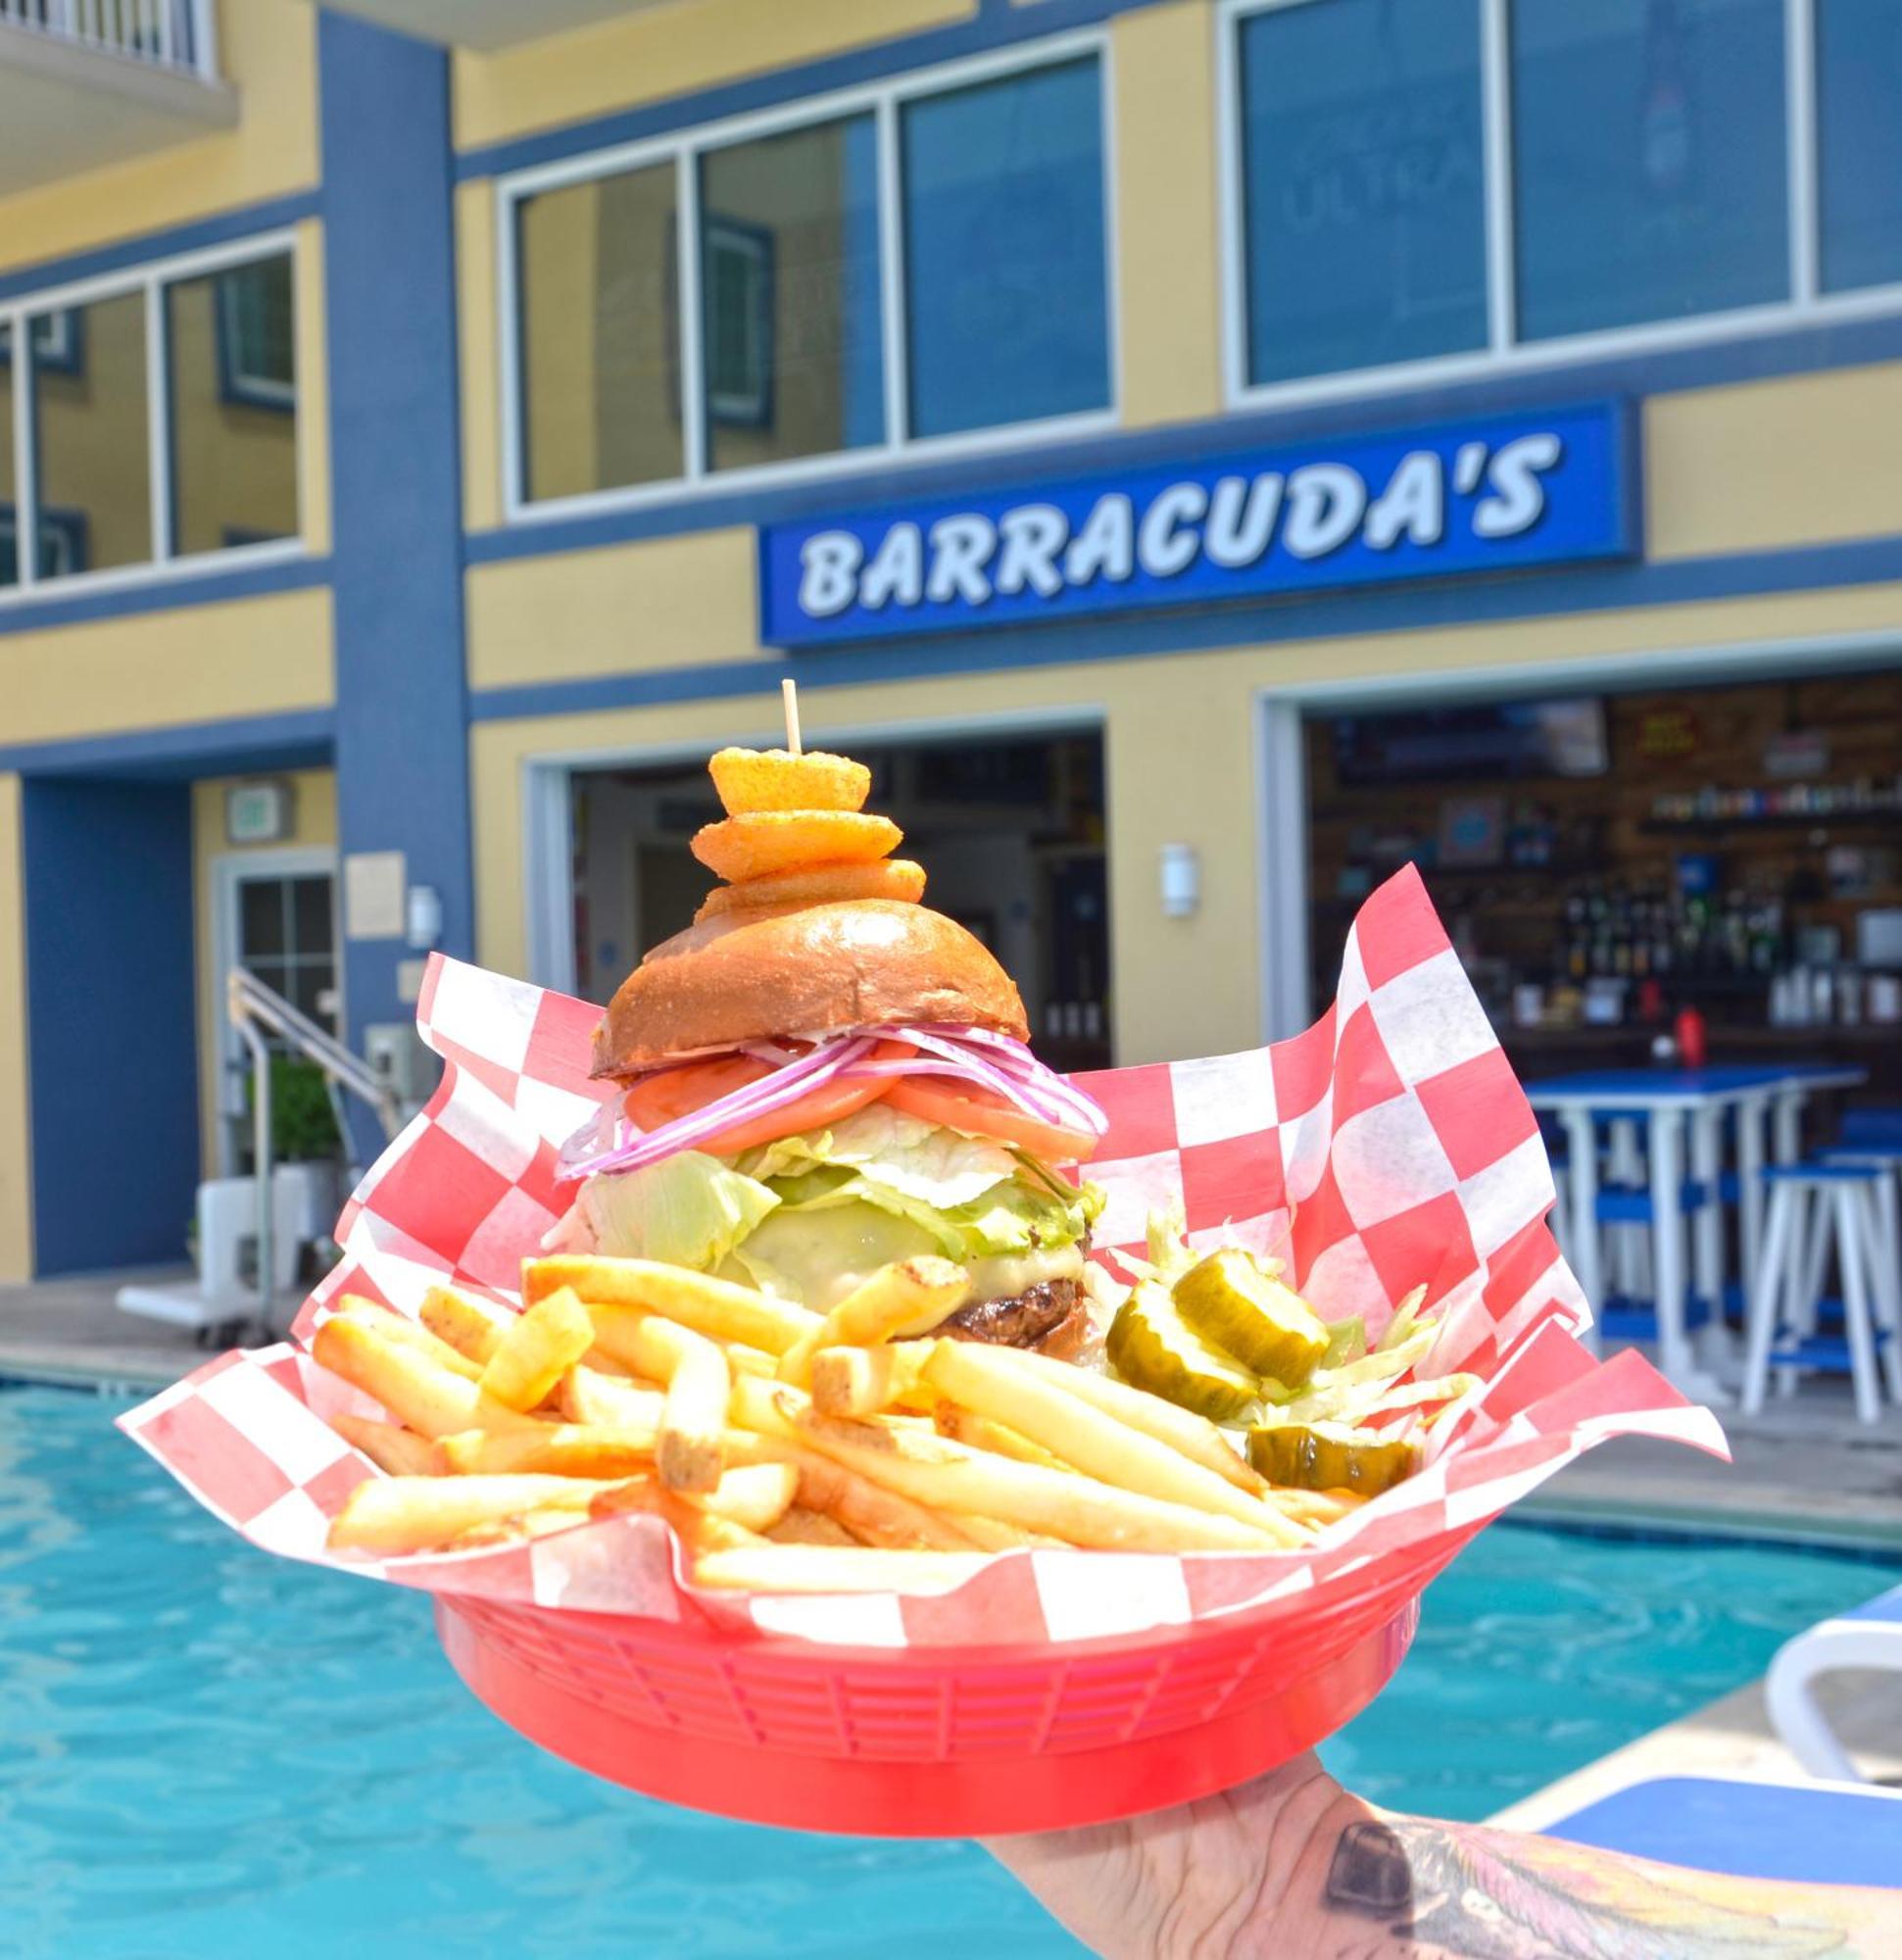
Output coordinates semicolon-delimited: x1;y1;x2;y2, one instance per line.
212;848;340;1172
563;727;1112;1071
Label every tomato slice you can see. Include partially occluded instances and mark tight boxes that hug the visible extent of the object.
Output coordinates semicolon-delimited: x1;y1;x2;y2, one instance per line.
622;1041;914;1157
883;1078;1099;1163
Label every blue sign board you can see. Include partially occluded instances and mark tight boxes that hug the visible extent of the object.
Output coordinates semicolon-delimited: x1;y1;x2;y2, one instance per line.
758;401;1635;647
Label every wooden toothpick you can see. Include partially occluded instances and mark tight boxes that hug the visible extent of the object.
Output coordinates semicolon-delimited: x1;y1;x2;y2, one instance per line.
782;676;804;756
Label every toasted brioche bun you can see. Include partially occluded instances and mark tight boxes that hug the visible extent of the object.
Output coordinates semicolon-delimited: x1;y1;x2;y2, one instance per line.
592;899;1030;1076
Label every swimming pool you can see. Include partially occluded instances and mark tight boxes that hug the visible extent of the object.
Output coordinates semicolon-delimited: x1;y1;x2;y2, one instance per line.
5;1385;1895;1959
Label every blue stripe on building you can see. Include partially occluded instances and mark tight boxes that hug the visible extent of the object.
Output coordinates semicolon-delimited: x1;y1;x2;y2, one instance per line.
0;556;329;640
317;12;473;1153
465;529;1902;725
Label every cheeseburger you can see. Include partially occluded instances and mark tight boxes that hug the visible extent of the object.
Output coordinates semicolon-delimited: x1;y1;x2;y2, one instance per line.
551;730;1107;1358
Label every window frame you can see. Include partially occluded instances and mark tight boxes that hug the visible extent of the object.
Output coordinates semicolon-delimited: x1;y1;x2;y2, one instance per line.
495;29;1122;527
0;229;306;606
1217;0;1902;412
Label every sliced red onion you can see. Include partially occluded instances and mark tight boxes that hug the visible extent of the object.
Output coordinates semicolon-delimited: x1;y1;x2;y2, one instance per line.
557;1036;876;1183
556;1020;1107;1185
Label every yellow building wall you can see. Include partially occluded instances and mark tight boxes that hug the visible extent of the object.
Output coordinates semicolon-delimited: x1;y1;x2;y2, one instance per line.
0;775;29;1281
1111;0;1222;428
454;0;977;152
190;768;337;1179
4;585;332;748
458;181;503;533
0;0;319;276
1645;360;1902;560
470;574;1902;1067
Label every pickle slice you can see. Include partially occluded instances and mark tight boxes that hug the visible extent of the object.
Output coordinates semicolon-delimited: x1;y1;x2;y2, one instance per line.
1246;1420;1416;1496
1173;1250;1329;1387
1107;1279;1258;1422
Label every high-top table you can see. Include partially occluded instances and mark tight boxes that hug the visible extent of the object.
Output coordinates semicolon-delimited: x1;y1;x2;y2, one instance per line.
1525;1063;1868;1398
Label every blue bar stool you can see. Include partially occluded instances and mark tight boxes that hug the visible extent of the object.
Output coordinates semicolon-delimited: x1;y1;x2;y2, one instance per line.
1742;1162;1900;1424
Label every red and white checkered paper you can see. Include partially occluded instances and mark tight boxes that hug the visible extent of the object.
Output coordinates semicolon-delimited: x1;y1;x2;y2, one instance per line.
120;867;1726;1648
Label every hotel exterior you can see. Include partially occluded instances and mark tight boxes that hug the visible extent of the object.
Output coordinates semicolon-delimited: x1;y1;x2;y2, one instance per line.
1;0;1899;1279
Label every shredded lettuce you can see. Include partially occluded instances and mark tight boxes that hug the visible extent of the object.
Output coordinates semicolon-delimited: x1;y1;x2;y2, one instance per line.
577;1150;779;1270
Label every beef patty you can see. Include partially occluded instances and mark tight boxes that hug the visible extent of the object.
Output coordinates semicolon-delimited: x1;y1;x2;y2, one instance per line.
933;1275;1083;1351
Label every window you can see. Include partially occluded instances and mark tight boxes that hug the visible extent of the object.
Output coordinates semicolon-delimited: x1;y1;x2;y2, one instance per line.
507;45;1111;512
1228;0;1895;397
169;253;300;555
901;59;1109;438
33;289;150;575
516;161;683;502
1236;0;1486;385
700;114;884;468
1817;0;1902;295
0;239;301;591
1511;0;1787;341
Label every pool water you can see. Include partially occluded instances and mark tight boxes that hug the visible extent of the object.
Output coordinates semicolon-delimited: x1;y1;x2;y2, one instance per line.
5;1387;1896;1959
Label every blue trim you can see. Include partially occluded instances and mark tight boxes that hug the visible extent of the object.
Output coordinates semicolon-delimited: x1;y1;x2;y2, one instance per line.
22;779;199;1273
455;0;1159;180
0;709;334;781
466;528;1902;725
470;309;1902;569
0;554;329;638
0;192;319;306
318;13;473;1165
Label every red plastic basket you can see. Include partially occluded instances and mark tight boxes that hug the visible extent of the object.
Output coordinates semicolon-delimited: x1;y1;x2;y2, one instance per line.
434;1535;1472;1836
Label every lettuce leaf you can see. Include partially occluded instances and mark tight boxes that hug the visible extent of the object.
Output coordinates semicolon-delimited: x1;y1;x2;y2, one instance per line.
579;1150;779;1270
741;1102;1019;1208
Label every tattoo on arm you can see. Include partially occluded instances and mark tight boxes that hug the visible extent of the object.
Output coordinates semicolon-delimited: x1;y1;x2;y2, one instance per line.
1325;1817;1853;1959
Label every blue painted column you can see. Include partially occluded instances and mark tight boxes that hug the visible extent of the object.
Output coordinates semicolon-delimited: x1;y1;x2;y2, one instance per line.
317;11;473;1150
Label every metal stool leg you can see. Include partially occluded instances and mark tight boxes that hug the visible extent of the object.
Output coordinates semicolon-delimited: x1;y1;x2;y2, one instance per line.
1861;1177;1902;1406
1782;1187;1832;1398
1834;1183;1882;1425
1743;1180;1794;1416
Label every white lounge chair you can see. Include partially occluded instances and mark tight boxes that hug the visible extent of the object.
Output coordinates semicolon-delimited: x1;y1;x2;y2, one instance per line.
1765;1582;1902;1783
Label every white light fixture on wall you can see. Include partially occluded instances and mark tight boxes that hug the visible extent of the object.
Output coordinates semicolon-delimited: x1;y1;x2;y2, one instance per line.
1159;844;1200;918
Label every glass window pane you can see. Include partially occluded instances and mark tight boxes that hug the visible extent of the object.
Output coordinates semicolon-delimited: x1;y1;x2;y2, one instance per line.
902;59;1108;439
246;957;289;1002
32;288;150;576
0;324;16;589
289;964;334;1028
167;254;299;557
291;876;333;955
1511;0;1788;341
240;878;287;957
1239;0;1487;385
517;162;683;502
1817;0;1902;294
698;113;883;471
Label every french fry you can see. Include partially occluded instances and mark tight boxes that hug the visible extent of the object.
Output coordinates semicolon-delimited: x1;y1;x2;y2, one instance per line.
446;1504;594;1549
808;1341;932;1417
327;1474;615;1555
332;1413;442;1478
723;1407;981;1549
480;1286;596;1411
690;1545;992;1595
931;1399;1073;1473
586;1476;765;1556
766;1506;862;1547
525;1255;820;1355
312;1317;542;1439
419;1284;509;1367
951;1514;1067;1551
921;1339;1299;1540
438;1423;657;1477
1004;1343;1272;1497
333;1298;485;1382
559;1365;666;1431
683;1461;799;1534
776;1258;969;1387
658;1335;733;1494
770;1392;1292;1552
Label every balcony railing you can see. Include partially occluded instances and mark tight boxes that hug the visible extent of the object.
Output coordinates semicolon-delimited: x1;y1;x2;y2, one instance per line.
0;0;217;81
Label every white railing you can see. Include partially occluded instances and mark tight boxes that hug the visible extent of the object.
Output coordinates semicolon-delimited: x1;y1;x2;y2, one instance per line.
0;0;219;82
